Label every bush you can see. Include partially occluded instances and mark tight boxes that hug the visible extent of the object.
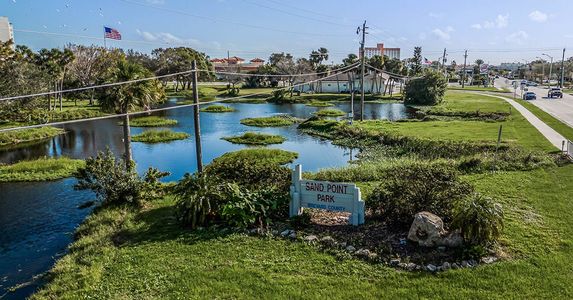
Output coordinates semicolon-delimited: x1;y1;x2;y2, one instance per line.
367;164;473;228
173;173;227;228
220;184;289;228
74;149;169;207
452;193;504;246
404;72;447;105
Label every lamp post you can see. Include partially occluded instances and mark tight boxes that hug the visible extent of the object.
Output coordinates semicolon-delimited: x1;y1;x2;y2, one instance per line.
543;53;554;88
522;59;529;80
536;56;545;84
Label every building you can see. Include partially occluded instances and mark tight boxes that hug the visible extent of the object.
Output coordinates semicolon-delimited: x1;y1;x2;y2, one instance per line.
361;43;401;60
499;62;522;72
294;71;390;94
0;16;14;47
210;57;265;72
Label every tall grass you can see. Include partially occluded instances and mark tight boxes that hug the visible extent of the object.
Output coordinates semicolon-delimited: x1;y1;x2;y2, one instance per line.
131;129;189;143
0;157;84;182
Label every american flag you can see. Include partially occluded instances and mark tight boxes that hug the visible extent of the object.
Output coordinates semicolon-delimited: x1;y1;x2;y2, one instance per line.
104;26;121;40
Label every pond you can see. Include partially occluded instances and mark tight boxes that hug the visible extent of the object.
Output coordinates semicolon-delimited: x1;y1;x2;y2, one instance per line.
0;100;415;298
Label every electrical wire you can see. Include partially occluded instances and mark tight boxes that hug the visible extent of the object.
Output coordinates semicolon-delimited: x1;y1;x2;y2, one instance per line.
0;65;359;133
0;63;360;102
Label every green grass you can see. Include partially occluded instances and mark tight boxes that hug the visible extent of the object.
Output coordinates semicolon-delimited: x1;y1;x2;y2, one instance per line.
200;105;236;113
0;157;84;182
513;97;573;141
240;115;298;127
314;108;346;117
306;101;335;107
449;86;510;93
0;127;64;148
32;165;573;299
131;129;189;143
222;132;286;145
127;116;178;127
211;148;298;165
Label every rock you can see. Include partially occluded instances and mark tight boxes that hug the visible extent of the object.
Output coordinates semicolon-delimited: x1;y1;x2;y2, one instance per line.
436;266;443;272
407;212;446;247
355;249;371;258
304;235;318;242
468;259;478;267
452;263;460;270
406;263;418;271
426;264;437;272
346;245;356;252
390;258;401;266
340;242;347;248
249;228;260;234
320;236;336;246
481;256;497;264
461;260;470;268
280;229;291;237
442;262;451;270
271;230;279;235
440;230;464;248
437;246;446;252
289;232;297;239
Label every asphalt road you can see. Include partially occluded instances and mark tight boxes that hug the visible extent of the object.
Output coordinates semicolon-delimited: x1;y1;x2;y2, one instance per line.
495;78;573;128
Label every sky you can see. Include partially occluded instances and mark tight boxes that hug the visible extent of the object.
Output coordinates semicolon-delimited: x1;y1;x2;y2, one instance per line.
2;0;573;65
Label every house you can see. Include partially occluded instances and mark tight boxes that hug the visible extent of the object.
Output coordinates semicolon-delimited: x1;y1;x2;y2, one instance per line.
294;71;392;94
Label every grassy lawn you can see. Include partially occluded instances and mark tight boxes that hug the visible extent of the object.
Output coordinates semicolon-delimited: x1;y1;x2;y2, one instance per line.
131;129;189;143
449;86;510;93
0;157;84;182
0;127;64;148
513;98;573;141
33;165;573;299
357;92;553;151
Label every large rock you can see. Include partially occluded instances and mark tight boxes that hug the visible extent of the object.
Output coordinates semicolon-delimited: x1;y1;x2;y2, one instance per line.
407;212;446;247
440;230;463;248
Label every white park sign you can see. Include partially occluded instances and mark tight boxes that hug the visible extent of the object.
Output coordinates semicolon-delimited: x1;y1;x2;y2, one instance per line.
289;164;365;225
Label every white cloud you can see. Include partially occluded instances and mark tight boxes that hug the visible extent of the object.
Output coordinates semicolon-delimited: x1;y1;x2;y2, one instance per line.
136;29;201;46
431;26;454;41
471;14;509;29
528;10;548;22
505;31;528;44
428;12;443;18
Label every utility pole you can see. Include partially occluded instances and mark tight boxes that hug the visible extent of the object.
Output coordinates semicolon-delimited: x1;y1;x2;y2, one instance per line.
442;48;447;77
191;60;203;173
357;20;368;121
462;50;468;88
543;53;553;88
561;48;566;88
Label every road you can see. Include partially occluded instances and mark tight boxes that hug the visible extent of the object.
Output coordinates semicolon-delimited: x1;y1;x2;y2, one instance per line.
495;78;573;129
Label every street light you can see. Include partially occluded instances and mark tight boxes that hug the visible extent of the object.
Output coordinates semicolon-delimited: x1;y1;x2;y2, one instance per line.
542;53;554;88
536;56;545;84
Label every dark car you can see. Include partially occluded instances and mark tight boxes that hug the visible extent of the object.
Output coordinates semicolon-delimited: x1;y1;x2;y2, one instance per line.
548;88;563;98
523;92;536;100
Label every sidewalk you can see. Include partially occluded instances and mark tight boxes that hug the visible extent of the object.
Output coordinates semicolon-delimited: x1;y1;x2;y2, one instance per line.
478;93;566;150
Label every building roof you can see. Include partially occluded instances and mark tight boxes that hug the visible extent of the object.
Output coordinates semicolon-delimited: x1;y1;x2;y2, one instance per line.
250;58;265;63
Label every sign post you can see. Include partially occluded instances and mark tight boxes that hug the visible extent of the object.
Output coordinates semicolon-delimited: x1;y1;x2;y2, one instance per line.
290;164;365;225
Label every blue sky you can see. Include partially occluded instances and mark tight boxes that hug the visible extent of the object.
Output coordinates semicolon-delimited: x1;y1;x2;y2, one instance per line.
3;0;572;64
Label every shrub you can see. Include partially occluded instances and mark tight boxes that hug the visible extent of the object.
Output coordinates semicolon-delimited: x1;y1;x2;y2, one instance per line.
452;193;504;246
74;149;169;207
220;184;289;228
173;173;226;228
367;164;473;228
404;72;447;105
269;89;288;102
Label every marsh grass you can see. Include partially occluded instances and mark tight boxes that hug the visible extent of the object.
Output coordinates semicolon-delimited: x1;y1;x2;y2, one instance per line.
0;157;84;182
314;109;346;117
222;132;286;145
240;115;300;127
131;129;189;143
200;105;236;113
126;116;178;127
0;127;64;148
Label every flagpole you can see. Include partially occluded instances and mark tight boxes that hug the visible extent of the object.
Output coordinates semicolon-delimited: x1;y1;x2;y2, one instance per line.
103;26;106;49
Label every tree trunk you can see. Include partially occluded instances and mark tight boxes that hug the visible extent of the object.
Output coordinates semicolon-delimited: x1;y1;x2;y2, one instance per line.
122;109;133;170
89;88;94;106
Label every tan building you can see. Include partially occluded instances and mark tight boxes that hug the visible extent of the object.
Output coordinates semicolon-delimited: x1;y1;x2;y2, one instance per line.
361;43;400;60
210;57;265;72
0;16;14;47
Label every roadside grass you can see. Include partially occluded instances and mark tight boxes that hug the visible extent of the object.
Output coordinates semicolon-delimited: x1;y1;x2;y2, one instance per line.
0;157;84;182
222;132;286;145
241;115;299;127
449;86;510;93
211;148;298;165
513;98;573;141
126;116;178;127
131;129;189;143
0;127;64;148
32;165;573;299
200;105;236;113
314;109;346;117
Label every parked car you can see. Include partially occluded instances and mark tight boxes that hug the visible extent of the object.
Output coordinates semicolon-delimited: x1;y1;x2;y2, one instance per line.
523;92;536;100
548;88;563;98
526;81;538;87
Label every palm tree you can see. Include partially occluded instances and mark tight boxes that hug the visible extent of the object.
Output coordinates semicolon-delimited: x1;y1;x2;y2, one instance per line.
475;59;484;72
103;60;165;169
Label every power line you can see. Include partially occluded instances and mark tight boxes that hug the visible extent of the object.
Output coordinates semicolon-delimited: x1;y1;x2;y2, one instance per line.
118;0;350;37
0;65;359;133
0;63;360;102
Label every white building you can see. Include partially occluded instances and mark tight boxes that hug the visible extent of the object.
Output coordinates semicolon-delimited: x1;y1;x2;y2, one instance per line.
294;72;391;94
361;43;401;60
0;16;14;47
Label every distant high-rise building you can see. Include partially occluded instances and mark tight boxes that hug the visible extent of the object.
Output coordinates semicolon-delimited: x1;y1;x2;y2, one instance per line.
360;43;401;60
0;16;14;47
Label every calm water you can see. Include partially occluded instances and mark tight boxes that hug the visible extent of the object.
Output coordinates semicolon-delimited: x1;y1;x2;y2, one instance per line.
0;100;414;298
